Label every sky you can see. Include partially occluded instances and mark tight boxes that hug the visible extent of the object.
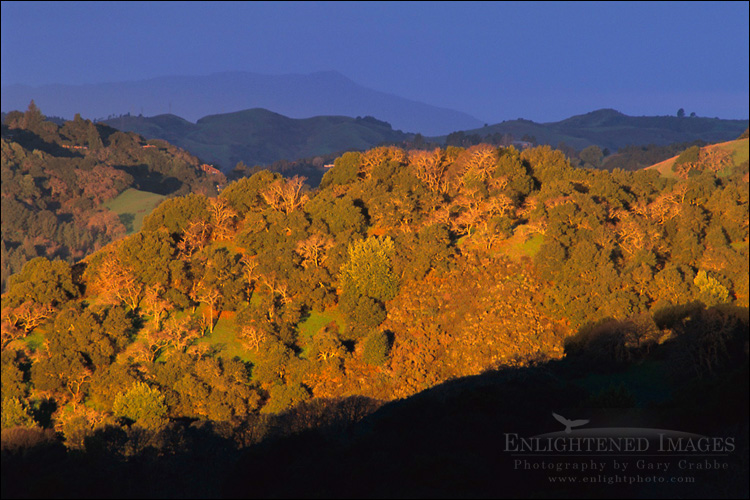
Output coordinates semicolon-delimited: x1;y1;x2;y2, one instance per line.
1;1;748;124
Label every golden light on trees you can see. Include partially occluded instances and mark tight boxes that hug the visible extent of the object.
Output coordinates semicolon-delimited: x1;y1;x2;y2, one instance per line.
94;252;143;310
260;176;309;215
66;367;93;408
177;220;212;259
5;302;55;334
142;284;169;331
1;311;27;350
456;144;499;185
238;324;266;351
359;146;406;179
208;197;237;241
295;233;334;269
190;279;221;334
409;148;446;192
240;255;260;296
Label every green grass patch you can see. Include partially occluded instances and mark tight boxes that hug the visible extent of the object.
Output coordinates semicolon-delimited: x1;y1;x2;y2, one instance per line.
17;321;55;352
649;157;678;178
196;313;256;363
729;138;749;166
104;188;167;234
500;229;544;261
661;162;679;178
123;308;255;363
297;307;347;338
716;139;748;178
518;233;544;258
22;329;46;351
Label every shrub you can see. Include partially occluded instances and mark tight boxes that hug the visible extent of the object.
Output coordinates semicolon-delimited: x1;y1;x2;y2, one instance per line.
362;330;390;366
113;382;168;429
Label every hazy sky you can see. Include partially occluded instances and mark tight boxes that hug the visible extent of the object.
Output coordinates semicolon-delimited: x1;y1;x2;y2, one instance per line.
2;1;748;123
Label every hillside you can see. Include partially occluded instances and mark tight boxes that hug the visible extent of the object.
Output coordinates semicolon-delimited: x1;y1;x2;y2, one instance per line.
0;104;223;291
2;141;748;497
442;108;749;152
1;70;484;136
647;138;749;178
103;108;411;172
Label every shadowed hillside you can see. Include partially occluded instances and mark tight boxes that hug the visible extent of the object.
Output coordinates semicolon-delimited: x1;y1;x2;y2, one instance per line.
441;109;748;152
1;104;223;291
103;109;411;172
3;304;747;498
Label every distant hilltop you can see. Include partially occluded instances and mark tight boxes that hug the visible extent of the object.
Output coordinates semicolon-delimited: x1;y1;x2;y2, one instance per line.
101;108;411;172
439;108;748;152
0;71;484;136
97;107;748;175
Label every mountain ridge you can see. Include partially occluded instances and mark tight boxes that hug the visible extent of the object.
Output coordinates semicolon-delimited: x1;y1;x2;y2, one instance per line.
0;71;484;136
101;106;748;173
440;108;748;151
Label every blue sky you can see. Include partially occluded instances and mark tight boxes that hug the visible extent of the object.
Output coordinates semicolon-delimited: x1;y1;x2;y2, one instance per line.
2;1;748;123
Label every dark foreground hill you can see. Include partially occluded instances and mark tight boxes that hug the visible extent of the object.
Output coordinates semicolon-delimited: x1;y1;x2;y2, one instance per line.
103;108;411;172
444;108;749;152
3;307;747;498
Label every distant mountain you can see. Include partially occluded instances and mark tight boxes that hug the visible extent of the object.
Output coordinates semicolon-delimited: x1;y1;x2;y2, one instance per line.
443;108;749;151
0;71;484;136
102;108;411;171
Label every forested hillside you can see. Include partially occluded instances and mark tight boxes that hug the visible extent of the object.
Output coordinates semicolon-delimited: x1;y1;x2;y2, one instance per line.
102;108;411;173
0;103;224;291
93;108;750;189
2;138;748;497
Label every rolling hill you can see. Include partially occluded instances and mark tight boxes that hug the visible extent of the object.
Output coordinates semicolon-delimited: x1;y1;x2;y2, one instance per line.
103;108;411;171
443;108;749;152
104;108;749;176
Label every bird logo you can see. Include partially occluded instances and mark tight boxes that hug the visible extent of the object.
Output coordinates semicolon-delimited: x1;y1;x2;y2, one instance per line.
552;413;589;434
